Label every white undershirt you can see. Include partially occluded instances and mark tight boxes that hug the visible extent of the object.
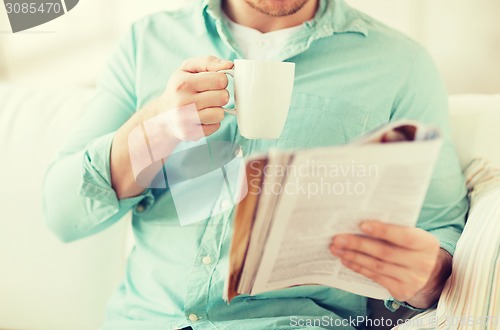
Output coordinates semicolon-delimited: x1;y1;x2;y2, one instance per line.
224;14;305;61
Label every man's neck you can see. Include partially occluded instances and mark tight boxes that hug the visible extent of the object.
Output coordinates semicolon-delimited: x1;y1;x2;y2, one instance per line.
222;0;319;33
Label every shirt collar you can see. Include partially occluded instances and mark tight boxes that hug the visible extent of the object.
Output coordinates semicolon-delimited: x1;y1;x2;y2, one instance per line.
202;0;368;38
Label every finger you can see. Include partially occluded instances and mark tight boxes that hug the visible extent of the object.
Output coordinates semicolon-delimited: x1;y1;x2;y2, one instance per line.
198;107;225;125
195;90;230;110
360;221;438;250
341;259;405;298
330;246;405;280
180;56;233;73
332;235;412;266
341;259;401;287
202;123;221;136
189;72;229;92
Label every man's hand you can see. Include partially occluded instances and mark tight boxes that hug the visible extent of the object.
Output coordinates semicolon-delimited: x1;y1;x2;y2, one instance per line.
329;221;452;309
153;56;233;139
111;56;233;199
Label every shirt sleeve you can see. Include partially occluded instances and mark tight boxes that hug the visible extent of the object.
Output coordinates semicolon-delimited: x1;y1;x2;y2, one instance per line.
43;23;154;243
382;46;469;310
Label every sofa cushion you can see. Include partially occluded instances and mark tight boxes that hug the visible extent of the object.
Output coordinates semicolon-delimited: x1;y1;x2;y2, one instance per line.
0;85;129;330
393;160;500;329
449;94;500;168
437;159;500;327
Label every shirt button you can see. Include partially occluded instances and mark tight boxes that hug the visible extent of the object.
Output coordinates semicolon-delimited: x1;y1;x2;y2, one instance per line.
221;199;231;209
202;255;212;265
188;313;198;322
391;301;400;310
135;204;145;213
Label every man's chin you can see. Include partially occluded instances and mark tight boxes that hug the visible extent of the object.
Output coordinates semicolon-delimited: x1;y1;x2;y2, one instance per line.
244;0;310;17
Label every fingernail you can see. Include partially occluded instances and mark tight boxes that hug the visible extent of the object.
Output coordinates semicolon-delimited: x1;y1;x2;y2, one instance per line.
361;222;373;233
334;237;348;247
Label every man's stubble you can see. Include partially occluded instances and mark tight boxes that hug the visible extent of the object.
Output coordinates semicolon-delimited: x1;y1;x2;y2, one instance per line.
243;0;311;17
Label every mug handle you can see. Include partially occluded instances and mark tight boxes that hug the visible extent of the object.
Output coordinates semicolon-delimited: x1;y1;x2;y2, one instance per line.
218;69;237;116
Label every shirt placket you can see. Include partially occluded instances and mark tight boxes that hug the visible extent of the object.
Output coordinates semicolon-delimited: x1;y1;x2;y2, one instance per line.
180;178;235;328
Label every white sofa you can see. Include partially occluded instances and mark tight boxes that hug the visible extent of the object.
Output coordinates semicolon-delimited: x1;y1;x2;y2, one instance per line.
0;85;499;330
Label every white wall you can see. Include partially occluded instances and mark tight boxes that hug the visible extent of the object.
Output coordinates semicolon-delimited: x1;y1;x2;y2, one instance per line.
0;0;498;93
0;0;194;86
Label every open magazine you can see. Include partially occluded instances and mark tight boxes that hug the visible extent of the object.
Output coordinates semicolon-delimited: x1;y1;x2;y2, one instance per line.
224;120;442;302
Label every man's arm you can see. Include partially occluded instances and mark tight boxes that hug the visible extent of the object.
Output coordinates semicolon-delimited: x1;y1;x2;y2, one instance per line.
329;45;467;308
44;26;143;242
43;21;232;242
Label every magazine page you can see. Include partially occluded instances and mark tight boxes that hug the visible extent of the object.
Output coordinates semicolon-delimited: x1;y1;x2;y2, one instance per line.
238;152;293;293
351;120;439;145
250;138;442;299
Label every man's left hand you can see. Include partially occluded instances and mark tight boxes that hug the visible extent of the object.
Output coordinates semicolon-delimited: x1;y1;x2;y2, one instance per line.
330;221;452;309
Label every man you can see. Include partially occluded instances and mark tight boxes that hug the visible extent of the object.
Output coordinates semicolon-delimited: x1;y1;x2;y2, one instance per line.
43;0;468;329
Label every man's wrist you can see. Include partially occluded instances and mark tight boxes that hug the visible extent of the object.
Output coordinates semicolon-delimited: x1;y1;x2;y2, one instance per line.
111;98;177;199
405;248;452;309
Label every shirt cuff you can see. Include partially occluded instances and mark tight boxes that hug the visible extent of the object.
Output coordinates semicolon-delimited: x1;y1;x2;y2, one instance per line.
79;132;153;227
384;297;433;313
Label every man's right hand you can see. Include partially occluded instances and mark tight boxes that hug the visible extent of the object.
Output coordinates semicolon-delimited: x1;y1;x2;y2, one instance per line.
157;56;233;138
110;56;234;199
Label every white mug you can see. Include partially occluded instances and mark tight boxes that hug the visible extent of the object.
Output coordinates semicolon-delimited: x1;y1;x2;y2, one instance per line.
219;59;295;139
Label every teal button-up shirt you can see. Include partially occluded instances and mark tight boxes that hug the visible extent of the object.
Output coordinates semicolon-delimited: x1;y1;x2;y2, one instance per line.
43;0;468;329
